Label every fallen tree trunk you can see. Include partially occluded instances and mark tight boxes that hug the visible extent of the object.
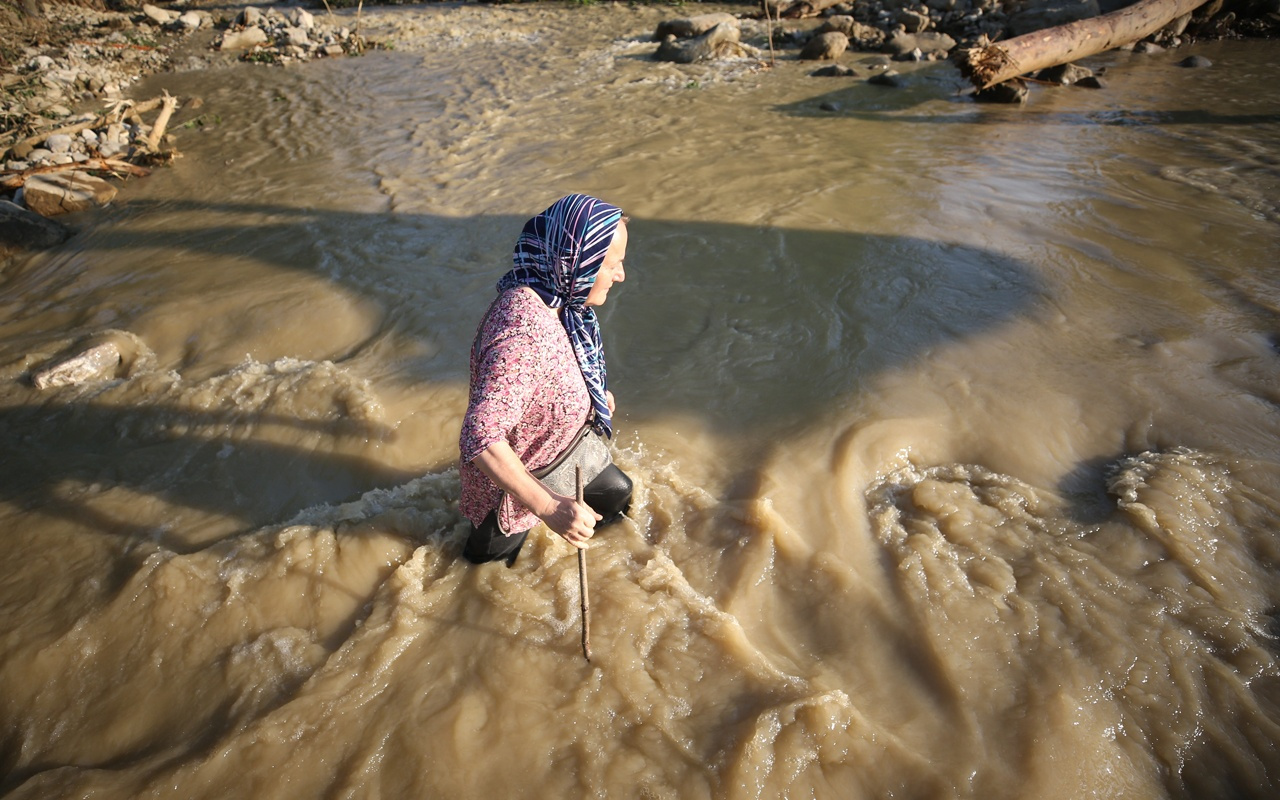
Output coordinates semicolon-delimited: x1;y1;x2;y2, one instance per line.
955;0;1211;90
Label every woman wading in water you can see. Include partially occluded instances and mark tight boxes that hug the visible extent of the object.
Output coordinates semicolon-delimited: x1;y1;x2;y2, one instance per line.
458;194;634;565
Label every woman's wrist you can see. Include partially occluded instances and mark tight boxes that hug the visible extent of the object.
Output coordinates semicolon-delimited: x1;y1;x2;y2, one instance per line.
537;492;560;521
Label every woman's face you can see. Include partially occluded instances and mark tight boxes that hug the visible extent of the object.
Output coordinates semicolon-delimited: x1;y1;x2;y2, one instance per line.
585;222;627;307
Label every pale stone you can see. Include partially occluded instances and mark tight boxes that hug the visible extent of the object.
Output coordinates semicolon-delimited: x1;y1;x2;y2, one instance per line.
142;4;178;25
221;27;269;51
31;342;121;389
178;12;202;30
22;171;118;217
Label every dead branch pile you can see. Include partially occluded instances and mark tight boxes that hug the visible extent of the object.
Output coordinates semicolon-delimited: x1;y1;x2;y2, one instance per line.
0;91;183;192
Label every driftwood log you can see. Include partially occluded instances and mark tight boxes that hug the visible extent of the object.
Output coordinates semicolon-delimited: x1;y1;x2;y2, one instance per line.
141;92;179;153
955;0;1211;90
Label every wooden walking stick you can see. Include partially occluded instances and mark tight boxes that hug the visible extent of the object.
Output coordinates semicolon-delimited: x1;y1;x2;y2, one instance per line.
576;466;592;663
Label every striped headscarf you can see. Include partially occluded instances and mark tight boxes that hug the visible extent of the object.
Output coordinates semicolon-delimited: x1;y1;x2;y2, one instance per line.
496;193;623;438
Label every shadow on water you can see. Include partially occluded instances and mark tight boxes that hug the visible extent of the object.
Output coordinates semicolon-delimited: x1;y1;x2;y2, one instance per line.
0;200;1050;604
0;399;417;551
61;201;1046;434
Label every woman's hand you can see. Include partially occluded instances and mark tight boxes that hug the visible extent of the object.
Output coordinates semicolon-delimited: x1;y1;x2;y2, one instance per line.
540;494;602;548
606;390;616;416
471;440;603;548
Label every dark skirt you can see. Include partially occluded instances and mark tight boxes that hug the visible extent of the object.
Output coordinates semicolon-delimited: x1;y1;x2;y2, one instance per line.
463;464;633;566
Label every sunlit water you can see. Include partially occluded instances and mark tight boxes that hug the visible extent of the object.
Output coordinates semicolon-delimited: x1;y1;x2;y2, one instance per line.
2;4;1279;797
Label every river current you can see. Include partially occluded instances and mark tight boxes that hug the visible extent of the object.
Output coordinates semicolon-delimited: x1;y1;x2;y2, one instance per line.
2;3;1280;798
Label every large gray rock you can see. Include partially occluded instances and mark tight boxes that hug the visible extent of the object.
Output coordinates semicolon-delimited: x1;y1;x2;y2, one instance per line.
22;171;118;217
654;22;743;63
801;31;849;60
0;199;71;251
654;13;738;41
1009;0;1101;36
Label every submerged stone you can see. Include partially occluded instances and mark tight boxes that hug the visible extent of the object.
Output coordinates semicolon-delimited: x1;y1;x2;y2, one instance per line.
1178;55;1213;68
1039;63;1093;85
974;80;1029;103
868;69;905;87
30;341;122;389
811;64;857;77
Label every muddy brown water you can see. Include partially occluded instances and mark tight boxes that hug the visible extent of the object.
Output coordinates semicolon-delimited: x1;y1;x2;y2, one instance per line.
2;4;1280;798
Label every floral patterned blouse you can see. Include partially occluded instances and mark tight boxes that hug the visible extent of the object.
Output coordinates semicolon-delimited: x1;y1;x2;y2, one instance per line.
459;287;591;533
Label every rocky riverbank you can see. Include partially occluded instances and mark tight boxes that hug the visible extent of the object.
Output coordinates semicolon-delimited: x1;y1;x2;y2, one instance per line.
0;0;379;254
654;0;1276;98
1;0;1277;252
